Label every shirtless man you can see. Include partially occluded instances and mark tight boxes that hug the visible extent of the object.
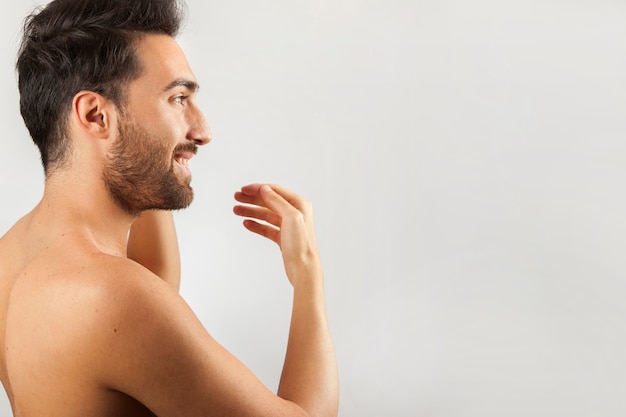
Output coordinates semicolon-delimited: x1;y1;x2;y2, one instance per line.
0;0;338;416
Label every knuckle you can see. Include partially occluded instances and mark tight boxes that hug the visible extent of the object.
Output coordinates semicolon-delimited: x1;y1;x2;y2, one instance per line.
283;209;305;227
286;207;303;222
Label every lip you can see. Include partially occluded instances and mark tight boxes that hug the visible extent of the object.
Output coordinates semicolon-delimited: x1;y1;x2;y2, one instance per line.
172;143;198;174
174;152;193;164
174;153;193;172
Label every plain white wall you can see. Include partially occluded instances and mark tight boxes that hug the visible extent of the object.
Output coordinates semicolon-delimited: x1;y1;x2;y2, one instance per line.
1;1;626;416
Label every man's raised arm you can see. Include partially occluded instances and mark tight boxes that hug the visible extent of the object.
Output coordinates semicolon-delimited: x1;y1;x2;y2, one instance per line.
234;184;340;417
97;184;338;417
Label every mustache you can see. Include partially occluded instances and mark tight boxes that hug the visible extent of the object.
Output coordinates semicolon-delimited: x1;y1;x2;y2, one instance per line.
173;142;199;155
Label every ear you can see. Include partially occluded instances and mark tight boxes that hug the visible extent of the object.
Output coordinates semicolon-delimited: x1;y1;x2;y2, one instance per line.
71;91;116;139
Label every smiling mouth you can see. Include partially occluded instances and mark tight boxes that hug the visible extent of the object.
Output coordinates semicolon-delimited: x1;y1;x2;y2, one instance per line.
174;156;190;167
173;142;198;169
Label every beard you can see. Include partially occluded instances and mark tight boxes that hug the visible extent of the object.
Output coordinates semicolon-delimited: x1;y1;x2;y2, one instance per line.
103;118;197;216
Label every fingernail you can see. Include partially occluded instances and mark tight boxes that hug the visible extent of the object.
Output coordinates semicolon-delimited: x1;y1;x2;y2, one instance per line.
261;185;272;193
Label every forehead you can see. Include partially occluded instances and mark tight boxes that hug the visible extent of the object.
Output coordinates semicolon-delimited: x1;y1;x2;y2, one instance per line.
131;34;197;92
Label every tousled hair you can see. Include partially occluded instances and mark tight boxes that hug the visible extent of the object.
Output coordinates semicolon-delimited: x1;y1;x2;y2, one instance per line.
17;0;185;174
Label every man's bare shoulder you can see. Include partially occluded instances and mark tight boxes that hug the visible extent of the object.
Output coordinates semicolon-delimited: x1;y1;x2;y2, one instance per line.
43;251;184;338
6;247;178;347
80;253;190;336
0;213;182;329
1;248;179;415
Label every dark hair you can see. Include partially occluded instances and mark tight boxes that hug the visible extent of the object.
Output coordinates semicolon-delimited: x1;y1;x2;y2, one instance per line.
17;0;185;174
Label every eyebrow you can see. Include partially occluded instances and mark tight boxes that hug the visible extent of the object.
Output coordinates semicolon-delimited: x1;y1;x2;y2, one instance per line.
163;79;200;93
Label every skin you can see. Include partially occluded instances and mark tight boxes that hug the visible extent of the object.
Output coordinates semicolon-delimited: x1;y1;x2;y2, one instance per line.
0;34;338;417
127;210;181;291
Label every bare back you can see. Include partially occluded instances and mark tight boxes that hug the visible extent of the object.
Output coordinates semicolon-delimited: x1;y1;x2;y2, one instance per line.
0;213;156;417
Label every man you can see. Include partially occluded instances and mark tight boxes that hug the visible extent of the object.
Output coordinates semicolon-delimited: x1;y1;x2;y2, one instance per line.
0;0;339;416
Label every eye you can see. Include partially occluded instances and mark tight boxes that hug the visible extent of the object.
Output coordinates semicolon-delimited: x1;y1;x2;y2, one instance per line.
173;95;189;105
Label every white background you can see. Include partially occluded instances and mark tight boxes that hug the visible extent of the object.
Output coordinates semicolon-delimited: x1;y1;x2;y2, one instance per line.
1;1;626;416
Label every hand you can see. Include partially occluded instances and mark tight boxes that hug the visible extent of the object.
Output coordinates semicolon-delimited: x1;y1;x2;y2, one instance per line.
233;184;322;287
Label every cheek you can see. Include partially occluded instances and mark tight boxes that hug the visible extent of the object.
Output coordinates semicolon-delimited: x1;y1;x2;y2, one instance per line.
155;109;187;140
130;102;188;144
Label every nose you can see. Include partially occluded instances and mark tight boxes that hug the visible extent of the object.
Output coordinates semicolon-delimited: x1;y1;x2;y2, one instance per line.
186;106;212;146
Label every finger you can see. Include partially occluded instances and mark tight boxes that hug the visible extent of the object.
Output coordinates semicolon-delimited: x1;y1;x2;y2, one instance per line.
233;205;281;227
258;185;299;218
270;184;312;214
234;191;264;206
237;184;311;214
239;183;263;196
242;219;280;246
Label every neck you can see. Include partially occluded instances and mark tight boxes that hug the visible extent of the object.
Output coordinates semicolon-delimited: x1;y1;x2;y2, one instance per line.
35;170;136;257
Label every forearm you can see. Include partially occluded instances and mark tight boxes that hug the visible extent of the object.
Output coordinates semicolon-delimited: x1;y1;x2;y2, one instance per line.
278;269;339;417
127;210;181;291
233;184;339;416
